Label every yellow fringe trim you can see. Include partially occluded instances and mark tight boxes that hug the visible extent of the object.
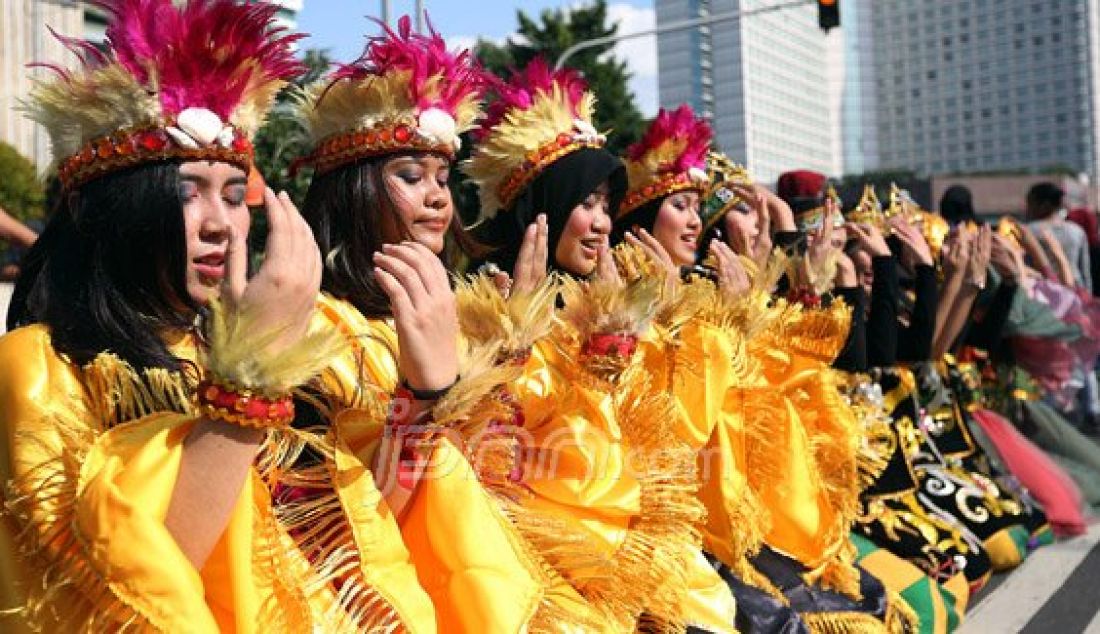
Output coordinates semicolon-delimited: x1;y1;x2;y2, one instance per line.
755;299;853;365
81;352;195;428
261;434;407;632
802;611;890;634
3;413;160;631
885;589;921;634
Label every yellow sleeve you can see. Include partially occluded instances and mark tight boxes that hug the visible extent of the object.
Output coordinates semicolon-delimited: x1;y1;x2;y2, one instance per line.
317;294;583;633
0;326;217;632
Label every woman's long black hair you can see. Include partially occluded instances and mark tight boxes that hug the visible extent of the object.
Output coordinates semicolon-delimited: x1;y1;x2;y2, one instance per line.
301;153;480;318
7;162;194;371
470;147;626;277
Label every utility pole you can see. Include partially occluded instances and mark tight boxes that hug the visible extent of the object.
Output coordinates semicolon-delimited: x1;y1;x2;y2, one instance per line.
380;0;390;28
415;0;424;32
554;0;813;71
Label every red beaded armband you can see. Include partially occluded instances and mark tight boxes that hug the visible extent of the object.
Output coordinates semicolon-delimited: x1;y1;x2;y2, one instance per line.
195;379;294;430
787;287;822;308
581;333;639;358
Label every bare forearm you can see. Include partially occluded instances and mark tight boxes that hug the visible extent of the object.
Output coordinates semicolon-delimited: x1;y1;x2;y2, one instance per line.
0;217;36;249
933;271;977;357
165;419;263;570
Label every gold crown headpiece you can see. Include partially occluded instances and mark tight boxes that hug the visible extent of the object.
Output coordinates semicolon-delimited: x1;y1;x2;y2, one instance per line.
701;151;754;233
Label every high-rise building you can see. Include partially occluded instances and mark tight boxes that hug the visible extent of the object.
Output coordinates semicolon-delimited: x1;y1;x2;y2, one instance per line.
657;0;1100;188
861;0;1100;182
656;0;842;184
0;0;304;170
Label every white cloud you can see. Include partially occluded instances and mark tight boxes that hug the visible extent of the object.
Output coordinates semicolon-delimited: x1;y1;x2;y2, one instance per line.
605;3;658;116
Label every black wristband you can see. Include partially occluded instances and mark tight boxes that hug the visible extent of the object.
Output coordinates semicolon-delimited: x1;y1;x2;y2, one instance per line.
399;376;459;401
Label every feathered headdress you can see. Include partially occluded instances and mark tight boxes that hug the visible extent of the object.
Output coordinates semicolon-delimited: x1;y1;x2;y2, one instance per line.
293;15;485;176
618;104;711;220
701;151;754;233
885;183;951;257
25;0;304;190
463;58;606;221
846;184;886;228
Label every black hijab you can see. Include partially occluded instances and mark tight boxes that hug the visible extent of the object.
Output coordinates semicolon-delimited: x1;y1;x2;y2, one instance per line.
470;147;626;275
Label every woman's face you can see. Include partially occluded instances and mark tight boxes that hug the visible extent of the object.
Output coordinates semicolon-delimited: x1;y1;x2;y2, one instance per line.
180;160;250;305
722;203;760;256
555;181;612;276
381;154;453;254
652;190;702;266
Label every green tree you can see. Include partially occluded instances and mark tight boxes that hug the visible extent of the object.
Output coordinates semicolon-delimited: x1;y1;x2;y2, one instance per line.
249;49;331;251
251;48;332;206
0;142;45;264
474;0;646;155
0;142;45;224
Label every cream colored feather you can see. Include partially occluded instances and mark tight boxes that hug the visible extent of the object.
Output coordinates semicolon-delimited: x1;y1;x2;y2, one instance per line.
22;64;160;165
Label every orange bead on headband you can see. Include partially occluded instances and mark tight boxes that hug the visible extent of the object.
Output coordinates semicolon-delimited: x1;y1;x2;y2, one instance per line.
25;0;304;190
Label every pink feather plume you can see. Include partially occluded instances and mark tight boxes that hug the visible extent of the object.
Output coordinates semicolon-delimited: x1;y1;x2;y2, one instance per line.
627;104;712;172
89;0;305;118
327;14;484;118
474;57;588;141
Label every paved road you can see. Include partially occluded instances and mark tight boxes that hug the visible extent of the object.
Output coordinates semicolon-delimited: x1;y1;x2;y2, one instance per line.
961;522;1100;633
0;282;10;334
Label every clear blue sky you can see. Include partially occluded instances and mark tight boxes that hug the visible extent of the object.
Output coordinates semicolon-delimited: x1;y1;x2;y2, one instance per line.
295;0;659;115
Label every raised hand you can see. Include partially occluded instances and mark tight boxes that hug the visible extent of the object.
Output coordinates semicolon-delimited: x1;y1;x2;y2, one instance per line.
889;216;934;267
845;221;891;258
373;241;458;392
625;227;679;287
966;223;992;285
222;187;321;354
711;239;750;297
510;214;549;296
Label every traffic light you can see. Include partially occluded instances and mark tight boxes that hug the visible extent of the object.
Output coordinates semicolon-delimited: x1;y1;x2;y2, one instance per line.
818;0;840;31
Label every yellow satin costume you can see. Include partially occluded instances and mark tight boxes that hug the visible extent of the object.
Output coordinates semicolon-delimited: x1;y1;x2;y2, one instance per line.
313;292;606;633
490;272;737;632
0;320;437;633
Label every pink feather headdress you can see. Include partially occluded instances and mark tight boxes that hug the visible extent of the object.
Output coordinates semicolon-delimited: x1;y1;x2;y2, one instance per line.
618;105;712;220
294;15;486;175
463;58;606;221
25;0;304;190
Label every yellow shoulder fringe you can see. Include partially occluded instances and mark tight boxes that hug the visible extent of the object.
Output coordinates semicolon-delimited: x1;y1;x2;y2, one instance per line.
317;290;610;631
5;300;420;632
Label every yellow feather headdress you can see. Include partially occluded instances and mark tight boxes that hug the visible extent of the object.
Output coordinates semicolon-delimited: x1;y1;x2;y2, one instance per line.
462;58;607;221
24;0;303;189
617;104;712;221
293;16;485;176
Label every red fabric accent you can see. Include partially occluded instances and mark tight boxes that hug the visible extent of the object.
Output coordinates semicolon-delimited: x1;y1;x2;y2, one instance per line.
970;408;1087;537
1067;207;1099;247
777;169;827;203
581;333;638;358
